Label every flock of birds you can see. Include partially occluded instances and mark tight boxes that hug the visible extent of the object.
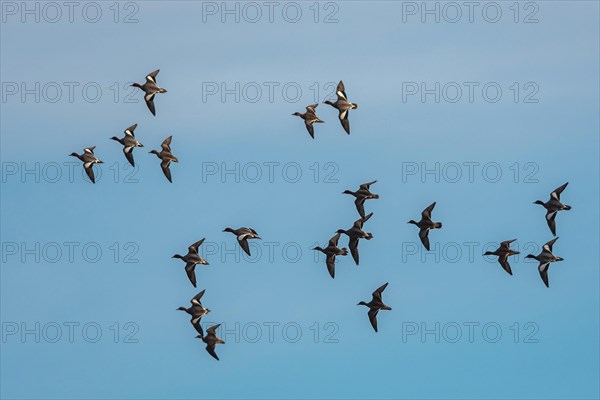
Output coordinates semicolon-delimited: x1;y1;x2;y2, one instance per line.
69;70;572;360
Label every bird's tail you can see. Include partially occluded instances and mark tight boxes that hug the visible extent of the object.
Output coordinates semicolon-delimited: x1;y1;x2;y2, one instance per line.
434;222;442;229
351;103;358;109
564;205;572;210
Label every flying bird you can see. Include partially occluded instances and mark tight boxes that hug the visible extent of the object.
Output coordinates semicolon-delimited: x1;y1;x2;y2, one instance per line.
342;180;379;218
292;103;325;139
69;146;103;184
223;227;261;256
196;324;225;361
172;238;209;287
323;80;358;134
131;69;167;116
149;135;178;183
110;123;144;167
408;202;442;251
337;212;374;265
483;239;520;275
177;289;211;336
313;232;348;279
534;182;571;236
525;237;564;288
357;282;392;332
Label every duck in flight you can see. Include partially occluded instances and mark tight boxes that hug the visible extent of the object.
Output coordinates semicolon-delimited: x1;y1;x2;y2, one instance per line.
149;135;178;183
357;282;392;332
172;238;209;287
110;123;144;167
69;146;103;184
313;232;348;279
534;182;571;236
177;289;211;337
483;239;520;275
337;212;374;266
343;180;379;218
223;227;261;257
196;324;225;361
525;237;564;288
324;80;358;134
131;69;167;116
408;202;442;251
292;104;325;139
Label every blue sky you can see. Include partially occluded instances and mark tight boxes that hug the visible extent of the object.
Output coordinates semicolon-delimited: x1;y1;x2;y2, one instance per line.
1;1;599;399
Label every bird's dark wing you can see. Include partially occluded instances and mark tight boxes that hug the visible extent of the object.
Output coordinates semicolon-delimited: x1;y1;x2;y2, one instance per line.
551;182;568;200
339;110;350;134
538;263;550;288
498;255;513;275
305;121;315;139
359;180;377;190
84;164;96;184
146;69;160;84
84;146;96;154
192;319;204;337
372;282;389;301
422;202;436;219
500;239;516;250
354;197;366;218
349;237;360;265
306;103;318;112
144;92;156;116
336;81;347;101
191;289;206;305
207;324;220;335
238;238;251;256
205;344;219;361
160;160;173;183
354;212;372;229
368;308;379;332
123;147;135;167
326;254;335;279
543;237;559;253
189;239;205;254
328;232;341;247
546;211;557;236
125;124;137;136
161;136;173;151
185;263;197;287
419;228;430;251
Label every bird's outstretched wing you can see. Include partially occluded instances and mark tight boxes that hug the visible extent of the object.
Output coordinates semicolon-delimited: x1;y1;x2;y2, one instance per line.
422;202;436;220
160;160;173;183
185;263;197;287
498;255;513;275
551;182;568;200
368;308;379;332
419;228;430;251
189;239;205;254
372;282;388;302
146;69;160;84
